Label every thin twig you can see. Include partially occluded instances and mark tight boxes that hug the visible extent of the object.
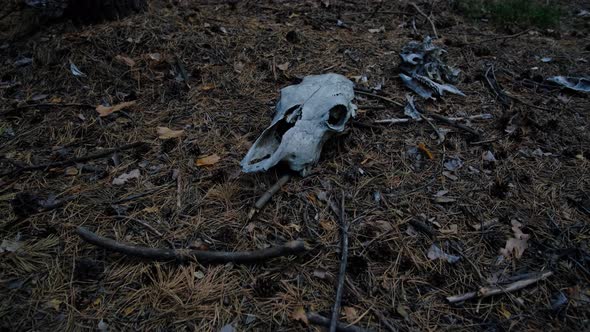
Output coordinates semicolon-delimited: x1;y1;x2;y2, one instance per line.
427;113;482;137
76;227;308;264
175;54;191;89
420;114;445;143
1;141;148;177
307;312;371;332
409;2;438;39
344;279;398;332
0;102;95;117
330;192;349;332
466;29;530;45
373;118;410;124
354;90;404;107
113;215;174;247
248;173;292;219
447;271;553;303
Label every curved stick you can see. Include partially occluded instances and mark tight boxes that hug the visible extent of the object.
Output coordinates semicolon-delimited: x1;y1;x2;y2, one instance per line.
76;227;307;264
330;192;349;332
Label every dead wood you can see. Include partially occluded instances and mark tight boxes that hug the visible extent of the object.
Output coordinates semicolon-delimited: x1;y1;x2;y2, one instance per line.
330;192;349;332
1;141;148;177
76;227;308;264
447;271;553;303
307;312;371;332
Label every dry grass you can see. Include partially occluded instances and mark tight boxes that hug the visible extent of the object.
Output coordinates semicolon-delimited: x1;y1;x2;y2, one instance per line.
1;0;589;331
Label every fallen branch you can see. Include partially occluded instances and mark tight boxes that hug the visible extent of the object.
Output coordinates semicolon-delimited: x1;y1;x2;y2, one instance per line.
345;279;399;332
373;118;410;124
354;90;404;107
1;141;148;177
427;113;481;137
330;192;349;332
409;2;438;39
447;271;553;303
76;227;307;264
466;29;530;45
248;173;292;219
307;312;370;332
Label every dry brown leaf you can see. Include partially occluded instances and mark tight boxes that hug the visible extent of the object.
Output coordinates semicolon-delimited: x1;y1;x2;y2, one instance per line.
277;62;290;71
500;220;530;259
157;127;185;139
343;306;359;323
291;307;308;325
64;166;78;176
198;83;216;91
417;142;434;160
196;154;221;166
440;224;458;234
112;169;140;185
115;55;135;67
96;101;136;117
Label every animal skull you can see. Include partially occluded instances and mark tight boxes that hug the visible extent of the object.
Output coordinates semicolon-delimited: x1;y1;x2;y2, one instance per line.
241;73;357;176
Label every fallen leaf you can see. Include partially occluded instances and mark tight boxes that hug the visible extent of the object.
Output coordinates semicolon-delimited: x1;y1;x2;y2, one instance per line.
234;61;245;73
220;324;235;332
427;244;460;263
157;127;184;139
98;319;108;332
198;83;216;91
194;271;205;279
396;304;410;320
343;306;359;323
96;101;136;117
146;53;162;61
123;307;135;316
0;238;22;253
196;154;221;166
277;62;290;71
442;171;458;181
70;62;86;77
444;157;463;171
143;206;159;213
482;151;496;162
369;26;385;33
115;55;135;67
112;169;140;185
417;143;433;160
500;220;530;259
499;304;511;319
64;166;78;176
440;224;458;234
319;219;335;231
47;299;62;311
433;196;457;204
291;307;308;325
312;269;329;279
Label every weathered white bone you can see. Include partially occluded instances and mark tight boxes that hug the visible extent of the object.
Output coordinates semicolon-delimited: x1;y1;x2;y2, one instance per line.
241;73;357;176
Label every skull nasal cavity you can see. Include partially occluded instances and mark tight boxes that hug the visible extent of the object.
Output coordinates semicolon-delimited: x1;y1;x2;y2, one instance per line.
328;104;348;127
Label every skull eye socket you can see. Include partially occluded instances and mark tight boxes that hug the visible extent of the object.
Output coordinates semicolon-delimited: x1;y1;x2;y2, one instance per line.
327;104;348;128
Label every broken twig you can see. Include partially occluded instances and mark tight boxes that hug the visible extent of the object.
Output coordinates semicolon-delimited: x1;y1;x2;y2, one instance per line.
409;2;438;39
427;113;481;137
307;312;370;332
76;227;307;264
1;141;148;177
330;192;349;332
447;271;553;303
249;173;292;219
373;118;410;124
354;90;404;107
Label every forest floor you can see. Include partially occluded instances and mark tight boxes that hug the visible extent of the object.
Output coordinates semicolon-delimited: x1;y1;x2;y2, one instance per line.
1;1;589;331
